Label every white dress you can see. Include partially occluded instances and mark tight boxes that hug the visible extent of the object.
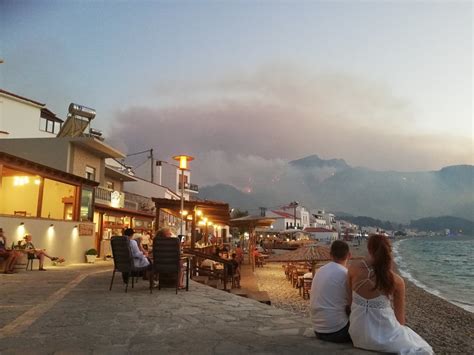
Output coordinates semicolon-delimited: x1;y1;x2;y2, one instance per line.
349;262;433;355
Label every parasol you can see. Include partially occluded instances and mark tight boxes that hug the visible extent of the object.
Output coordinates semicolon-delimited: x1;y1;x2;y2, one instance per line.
268;244;331;273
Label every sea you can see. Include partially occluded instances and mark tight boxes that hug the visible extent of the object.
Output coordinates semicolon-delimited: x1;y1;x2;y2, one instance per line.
393;235;474;313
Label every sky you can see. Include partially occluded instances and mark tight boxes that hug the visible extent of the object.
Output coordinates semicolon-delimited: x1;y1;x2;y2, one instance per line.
1;0;472;186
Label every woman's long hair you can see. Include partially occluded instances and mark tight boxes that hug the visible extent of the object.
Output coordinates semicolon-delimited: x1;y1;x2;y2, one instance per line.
367;234;395;295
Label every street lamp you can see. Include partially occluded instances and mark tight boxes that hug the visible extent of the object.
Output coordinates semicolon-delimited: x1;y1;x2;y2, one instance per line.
172;155;194;237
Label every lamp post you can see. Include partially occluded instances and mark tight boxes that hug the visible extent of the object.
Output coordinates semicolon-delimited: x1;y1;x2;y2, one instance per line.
172;155;194;238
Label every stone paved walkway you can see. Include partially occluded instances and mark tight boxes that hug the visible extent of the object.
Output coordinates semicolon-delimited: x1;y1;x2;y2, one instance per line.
0;263;373;354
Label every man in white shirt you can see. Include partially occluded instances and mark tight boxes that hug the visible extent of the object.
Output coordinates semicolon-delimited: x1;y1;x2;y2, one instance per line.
310;240;351;343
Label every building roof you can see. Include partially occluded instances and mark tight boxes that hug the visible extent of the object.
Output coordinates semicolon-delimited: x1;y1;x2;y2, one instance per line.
70;137;125;159
0;88;44;107
304;227;336;233
0;151;99;187
270;210;296;219
105;165;137;182
40;108;64;123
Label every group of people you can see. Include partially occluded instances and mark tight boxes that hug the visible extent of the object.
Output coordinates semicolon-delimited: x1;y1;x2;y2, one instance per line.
310;236;433;354
121;227;186;288
0;228;63;273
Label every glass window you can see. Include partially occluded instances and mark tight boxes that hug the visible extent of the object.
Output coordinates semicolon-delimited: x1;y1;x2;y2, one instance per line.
39;118;47;132
85;166;96;181
80;187;94;222
0;167;40;217
46;120;54;133
41;179;77;220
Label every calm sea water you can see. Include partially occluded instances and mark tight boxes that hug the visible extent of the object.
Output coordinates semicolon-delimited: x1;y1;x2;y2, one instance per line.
393;235;474;313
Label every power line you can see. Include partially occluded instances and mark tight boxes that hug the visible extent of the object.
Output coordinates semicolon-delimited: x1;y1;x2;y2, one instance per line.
126;149;153;157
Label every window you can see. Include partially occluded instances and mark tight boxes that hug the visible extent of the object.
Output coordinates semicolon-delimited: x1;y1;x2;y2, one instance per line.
39;118;55;133
80;187;94;222
0;167;40;217
85;166;96;181
41;179;76;220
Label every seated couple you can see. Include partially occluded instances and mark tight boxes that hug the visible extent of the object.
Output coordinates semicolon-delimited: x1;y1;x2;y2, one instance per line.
122;228;184;288
310;237;433;354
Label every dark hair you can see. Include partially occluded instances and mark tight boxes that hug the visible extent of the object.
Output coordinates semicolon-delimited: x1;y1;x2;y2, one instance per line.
330;240;349;260
231;253;236;259
367;234;395;295
124;228;134;237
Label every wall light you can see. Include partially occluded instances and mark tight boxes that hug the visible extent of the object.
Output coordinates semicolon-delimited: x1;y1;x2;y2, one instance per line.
49;224;54;228
20;222;24;226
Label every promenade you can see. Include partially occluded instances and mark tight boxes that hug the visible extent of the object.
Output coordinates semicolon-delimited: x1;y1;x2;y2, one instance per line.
0;263;371;354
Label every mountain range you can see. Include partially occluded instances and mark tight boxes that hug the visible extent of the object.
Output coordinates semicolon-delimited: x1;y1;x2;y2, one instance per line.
198;155;474;223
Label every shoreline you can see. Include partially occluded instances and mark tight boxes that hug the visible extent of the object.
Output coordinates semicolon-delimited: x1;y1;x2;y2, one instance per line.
255;242;474;354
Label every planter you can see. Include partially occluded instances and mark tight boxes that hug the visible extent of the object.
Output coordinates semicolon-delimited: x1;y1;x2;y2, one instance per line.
86;255;97;263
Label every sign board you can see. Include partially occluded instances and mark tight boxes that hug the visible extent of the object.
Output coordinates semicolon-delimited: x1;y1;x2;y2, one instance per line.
78;223;94;236
110;190;125;208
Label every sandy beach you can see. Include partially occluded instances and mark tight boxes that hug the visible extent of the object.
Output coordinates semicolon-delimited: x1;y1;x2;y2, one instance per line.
255;243;474;354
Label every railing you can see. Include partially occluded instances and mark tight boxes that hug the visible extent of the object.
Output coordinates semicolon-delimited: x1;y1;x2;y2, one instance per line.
95;187;140;211
124;200;138;210
178;182;199;192
95;186;111;202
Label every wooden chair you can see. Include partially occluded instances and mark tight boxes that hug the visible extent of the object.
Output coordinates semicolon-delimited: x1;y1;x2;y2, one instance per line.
302;278;312;300
150;237;181;294
109;236;148;292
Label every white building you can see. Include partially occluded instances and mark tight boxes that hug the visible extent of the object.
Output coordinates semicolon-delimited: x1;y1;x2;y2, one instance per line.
310;209;336;229
304;227;338;243
0;89;63;138
133;159;198;201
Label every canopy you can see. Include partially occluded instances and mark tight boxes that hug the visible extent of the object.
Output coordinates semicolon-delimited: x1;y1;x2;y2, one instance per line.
229;215;275;229
269;244;331;263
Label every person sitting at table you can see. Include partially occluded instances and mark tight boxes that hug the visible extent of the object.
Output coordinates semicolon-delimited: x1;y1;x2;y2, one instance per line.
253;247;262;267
122;228;150;284
235;243;244;266
155;227;184;288
304;268;313;279
228;253;241;288
0;228;19;274
19;234;63;271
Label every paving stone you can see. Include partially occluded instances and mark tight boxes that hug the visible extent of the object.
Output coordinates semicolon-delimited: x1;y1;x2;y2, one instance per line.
0;263;377;354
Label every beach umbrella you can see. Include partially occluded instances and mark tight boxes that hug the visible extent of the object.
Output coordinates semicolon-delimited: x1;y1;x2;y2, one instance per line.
268;244;331;274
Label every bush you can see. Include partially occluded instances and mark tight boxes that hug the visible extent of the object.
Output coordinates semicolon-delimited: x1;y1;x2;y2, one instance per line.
85;248;98;256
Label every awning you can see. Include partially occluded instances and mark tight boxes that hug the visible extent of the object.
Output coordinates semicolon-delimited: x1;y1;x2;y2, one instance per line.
153;198;230;225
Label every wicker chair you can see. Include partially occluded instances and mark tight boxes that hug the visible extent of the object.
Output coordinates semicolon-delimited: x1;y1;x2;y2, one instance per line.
150;237;181;294
109;236;148;292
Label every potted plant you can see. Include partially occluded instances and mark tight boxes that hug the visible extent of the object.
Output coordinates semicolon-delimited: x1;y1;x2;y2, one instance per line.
85;248;98;263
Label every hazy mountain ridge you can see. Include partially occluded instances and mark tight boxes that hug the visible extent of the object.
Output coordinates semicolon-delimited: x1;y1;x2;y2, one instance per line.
198;156;474;223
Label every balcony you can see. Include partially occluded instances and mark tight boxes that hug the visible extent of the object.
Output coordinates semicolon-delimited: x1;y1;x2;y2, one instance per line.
95;186;138;210
178;182;199;193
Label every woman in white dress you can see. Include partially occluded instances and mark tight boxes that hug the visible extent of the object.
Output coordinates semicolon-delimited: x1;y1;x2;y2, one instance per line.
347;235;433;354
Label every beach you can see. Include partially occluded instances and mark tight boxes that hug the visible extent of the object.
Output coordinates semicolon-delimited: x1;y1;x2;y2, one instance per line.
255;243;474;354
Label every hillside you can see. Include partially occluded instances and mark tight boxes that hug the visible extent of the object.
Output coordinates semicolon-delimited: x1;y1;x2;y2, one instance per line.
198;155;474;223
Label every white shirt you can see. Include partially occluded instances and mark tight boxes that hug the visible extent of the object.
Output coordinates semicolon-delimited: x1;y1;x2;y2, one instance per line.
310;261;349;333
129;239;150;269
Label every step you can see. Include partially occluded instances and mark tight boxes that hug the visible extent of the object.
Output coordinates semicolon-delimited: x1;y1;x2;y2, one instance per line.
192;275;209;284
248;291;271;305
